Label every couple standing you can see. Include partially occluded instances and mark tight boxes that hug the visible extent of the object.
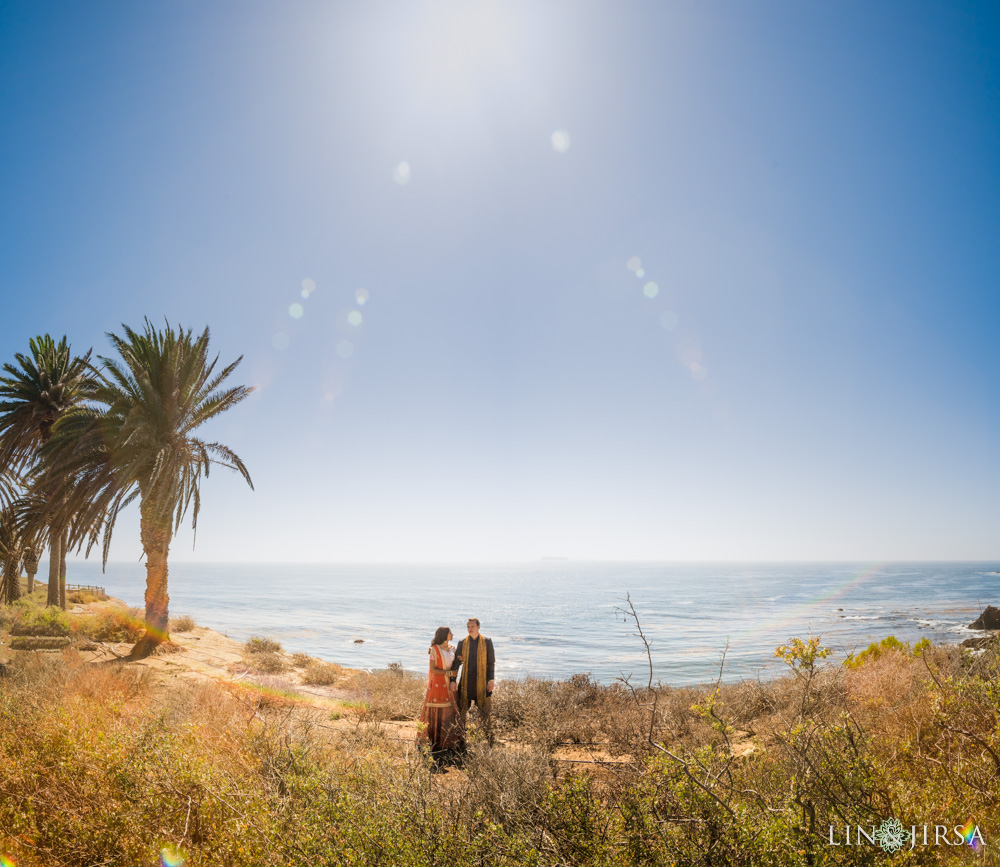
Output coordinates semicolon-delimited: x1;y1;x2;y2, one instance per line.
418;617;495;770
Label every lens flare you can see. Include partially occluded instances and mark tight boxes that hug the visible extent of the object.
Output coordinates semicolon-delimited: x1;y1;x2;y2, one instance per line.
961;821;981;850
160;845;186;867
635;268;645;278
727;564;884;649
289;303;304;319
2;854;18;866
677;339;702;367
355;288;369;306
393;161;411;184
643;281;659;299
301;278;316;298
347;310;363;327
551;130;571;153
626;256;642;272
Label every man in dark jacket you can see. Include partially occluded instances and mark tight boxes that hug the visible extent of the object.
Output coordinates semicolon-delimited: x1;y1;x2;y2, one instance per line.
451;617;495;742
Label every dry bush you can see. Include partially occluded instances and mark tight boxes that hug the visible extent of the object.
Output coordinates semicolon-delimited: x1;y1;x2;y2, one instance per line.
67;589;107;604
493;676;602;746
72;606;145;642
302;659;342;685
493;675;688;757
245;635;282;653
844;649;915;710
448;738;553;829
291;652;312;668
342;667;425;721
238;651;288;674
236;635;288;674
169;614;197;632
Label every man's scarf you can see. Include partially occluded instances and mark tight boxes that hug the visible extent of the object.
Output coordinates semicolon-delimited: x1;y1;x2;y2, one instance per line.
458;634;490;704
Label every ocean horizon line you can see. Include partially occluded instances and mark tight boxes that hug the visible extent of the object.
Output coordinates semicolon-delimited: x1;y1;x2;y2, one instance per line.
60;557;1000;567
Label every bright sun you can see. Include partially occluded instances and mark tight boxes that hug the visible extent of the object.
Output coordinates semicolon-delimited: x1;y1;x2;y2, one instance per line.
402;0;527;110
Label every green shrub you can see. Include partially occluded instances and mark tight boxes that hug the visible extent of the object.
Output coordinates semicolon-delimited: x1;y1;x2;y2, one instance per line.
9;606;71;637
844;634;930;668
72;607;145;643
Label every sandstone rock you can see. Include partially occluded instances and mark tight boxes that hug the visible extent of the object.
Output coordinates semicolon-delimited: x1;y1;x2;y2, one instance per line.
968;606;1000;630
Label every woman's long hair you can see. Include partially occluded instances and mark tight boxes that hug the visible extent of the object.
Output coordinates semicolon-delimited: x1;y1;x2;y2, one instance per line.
431;626;450;648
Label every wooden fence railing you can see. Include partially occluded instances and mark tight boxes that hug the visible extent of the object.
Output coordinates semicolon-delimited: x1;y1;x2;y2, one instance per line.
66;584;106;595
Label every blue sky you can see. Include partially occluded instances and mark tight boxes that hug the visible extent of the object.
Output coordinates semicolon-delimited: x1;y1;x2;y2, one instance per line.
1;0;998;562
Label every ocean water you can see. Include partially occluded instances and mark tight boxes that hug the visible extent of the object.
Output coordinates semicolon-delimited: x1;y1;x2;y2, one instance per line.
63;560;998;685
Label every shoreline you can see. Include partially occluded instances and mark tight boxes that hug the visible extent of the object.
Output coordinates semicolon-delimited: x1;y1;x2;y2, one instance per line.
61;559;997;685
51;591;1000;690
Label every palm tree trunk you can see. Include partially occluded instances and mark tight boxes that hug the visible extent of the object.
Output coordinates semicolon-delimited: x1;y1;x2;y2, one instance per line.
130;514;172;659
46;535;61;607
58;537;67;610
1;560;20;604
24;551;38;594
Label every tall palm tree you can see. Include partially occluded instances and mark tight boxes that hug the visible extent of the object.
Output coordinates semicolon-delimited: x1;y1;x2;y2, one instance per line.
0;508;24;604
44;320;253;658
0;336;93;608
23;546;40;595
9;491;49;596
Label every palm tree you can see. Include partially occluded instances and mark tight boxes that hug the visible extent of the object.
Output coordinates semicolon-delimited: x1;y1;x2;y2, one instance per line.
9;491;49;596
44;320;253;658
0;467;18;508
0;336;93;608
0;508;24;604
23;546;40;594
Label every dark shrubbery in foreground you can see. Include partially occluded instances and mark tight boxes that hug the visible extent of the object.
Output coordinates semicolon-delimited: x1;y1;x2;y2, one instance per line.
0;636;998;866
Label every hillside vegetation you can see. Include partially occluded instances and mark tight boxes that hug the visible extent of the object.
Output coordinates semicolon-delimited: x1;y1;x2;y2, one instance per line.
0;621;997;866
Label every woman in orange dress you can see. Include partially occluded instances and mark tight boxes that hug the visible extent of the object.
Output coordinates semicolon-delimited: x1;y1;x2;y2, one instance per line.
418;626;464;770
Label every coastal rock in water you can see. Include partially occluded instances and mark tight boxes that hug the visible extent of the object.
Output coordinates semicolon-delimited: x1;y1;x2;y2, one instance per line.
968;606;1000;630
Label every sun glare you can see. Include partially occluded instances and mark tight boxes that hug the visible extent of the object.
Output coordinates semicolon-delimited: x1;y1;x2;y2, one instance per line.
403;0;525;112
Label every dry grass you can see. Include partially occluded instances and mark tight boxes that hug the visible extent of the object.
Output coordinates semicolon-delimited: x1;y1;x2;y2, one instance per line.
245;635;282;653
341;666;425;721
233;635;289;674
67;589;107;604
0;630;997;867
301;659;343;685
236;651;288;674
73;606;145;642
